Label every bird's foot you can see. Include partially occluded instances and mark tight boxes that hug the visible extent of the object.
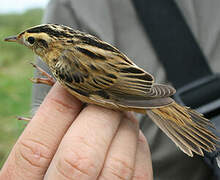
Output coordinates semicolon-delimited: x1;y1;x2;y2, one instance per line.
30;63;55;86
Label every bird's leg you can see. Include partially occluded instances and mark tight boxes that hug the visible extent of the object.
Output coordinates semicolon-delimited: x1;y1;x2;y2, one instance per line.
30;63;55;86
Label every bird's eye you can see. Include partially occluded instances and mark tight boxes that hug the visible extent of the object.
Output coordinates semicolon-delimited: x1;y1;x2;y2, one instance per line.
27;37;35;44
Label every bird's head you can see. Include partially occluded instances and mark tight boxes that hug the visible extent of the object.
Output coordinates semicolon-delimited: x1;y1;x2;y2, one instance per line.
4;24;77;59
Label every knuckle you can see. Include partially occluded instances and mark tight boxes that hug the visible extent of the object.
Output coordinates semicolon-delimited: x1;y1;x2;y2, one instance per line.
15;139;52;174
56;149;98;178
101;156;134;180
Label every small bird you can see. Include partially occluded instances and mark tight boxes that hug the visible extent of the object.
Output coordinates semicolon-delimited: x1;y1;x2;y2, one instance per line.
5;24;219;157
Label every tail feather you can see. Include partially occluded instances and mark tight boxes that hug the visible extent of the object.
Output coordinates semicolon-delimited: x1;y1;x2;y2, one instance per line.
146;102;219;157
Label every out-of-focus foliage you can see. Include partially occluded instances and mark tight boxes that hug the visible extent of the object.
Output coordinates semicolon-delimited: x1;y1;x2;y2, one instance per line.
0;8;43;168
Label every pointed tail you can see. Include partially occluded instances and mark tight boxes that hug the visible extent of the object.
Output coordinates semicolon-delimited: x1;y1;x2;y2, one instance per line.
146;101;219;156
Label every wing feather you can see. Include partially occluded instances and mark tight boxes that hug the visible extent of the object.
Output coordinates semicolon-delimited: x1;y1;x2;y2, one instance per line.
53;42;175;109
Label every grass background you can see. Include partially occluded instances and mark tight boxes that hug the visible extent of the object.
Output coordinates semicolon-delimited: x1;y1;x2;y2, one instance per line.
0;9;43;168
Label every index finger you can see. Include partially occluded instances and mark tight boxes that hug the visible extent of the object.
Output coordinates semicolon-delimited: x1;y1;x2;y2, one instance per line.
0;83;82;180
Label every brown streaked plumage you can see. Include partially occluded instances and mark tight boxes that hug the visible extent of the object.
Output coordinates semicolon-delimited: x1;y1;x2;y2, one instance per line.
4;24;219;157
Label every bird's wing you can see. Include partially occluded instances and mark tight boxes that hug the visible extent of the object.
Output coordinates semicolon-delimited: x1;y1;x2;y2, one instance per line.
54;44;175;108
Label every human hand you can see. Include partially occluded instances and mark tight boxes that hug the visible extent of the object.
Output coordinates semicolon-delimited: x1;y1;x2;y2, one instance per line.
0;83;153;180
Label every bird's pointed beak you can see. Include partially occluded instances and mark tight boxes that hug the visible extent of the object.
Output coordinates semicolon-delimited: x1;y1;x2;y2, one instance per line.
4;35;18;42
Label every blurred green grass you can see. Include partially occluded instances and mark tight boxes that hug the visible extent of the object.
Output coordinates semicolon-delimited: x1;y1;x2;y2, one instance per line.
0;9;43;168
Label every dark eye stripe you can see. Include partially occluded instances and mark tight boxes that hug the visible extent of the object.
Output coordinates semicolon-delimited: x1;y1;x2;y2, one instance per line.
38;39;48;48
